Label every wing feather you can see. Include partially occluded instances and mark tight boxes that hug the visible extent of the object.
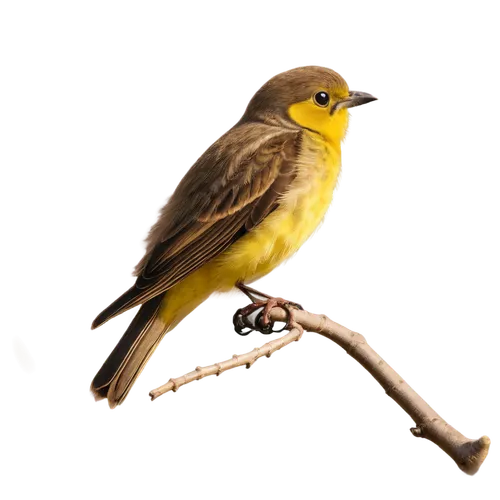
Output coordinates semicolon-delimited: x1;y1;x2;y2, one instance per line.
92;124;301;328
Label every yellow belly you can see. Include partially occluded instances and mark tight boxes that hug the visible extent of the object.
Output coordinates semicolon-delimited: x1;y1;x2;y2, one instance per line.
160;132;341;325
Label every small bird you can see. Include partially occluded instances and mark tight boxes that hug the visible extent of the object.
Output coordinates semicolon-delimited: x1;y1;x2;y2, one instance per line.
91;66;376;407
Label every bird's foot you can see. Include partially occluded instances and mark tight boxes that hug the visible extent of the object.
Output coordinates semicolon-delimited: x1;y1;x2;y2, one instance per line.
240;295;290;330
233;285;304;337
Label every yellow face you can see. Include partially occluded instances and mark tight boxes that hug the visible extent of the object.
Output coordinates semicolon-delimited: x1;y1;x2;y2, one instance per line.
288;87;350;145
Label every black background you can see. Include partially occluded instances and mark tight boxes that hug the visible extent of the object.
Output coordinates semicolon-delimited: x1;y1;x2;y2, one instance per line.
7;51;494;480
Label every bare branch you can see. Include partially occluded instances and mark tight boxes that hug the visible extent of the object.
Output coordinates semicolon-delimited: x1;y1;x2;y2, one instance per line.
149;306;490;475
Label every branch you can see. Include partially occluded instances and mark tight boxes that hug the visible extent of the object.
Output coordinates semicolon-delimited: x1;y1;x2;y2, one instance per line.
149;306;490;475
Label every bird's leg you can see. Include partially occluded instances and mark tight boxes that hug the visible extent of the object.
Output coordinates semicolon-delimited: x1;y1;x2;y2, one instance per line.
234;283;303;335
236;283;272;302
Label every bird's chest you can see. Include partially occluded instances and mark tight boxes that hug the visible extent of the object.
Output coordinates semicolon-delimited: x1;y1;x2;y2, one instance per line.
284;133;343;234
248;136;343;274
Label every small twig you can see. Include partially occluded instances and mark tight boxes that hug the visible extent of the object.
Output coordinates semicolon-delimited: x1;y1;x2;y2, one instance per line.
149;306;490;475
150;321;303;398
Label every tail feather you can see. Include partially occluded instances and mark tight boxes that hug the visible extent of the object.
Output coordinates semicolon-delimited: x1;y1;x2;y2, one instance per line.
91;285;144;330
91;293;167;408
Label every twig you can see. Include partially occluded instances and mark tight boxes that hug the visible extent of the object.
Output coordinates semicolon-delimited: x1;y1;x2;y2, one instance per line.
150;322;303;397
149;306;490;475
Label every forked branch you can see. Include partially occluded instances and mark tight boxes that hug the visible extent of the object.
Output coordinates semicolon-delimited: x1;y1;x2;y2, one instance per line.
149;306;490;475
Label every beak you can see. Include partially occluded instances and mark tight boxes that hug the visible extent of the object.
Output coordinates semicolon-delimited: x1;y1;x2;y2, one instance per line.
332;91;377;113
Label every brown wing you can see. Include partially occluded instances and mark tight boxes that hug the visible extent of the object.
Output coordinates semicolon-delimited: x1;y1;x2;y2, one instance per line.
91;123;301;329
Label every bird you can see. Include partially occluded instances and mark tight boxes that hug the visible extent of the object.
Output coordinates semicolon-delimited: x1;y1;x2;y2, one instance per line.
91;66;376;408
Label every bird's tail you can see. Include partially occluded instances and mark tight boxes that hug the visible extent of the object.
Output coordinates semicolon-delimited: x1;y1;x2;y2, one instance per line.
91;285;144;330
90;293;168;408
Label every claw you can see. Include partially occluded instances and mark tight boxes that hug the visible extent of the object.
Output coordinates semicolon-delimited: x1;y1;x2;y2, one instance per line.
259;297;297;328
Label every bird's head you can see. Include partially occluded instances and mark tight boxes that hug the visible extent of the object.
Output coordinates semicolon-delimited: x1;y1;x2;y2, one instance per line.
242;66;376;144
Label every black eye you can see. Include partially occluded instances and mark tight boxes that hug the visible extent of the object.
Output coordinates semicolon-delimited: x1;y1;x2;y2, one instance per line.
313;91;330;107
